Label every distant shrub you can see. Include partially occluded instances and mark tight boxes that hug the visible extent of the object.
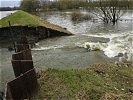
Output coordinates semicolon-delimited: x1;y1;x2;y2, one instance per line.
71;10;92;22
71;10;82;21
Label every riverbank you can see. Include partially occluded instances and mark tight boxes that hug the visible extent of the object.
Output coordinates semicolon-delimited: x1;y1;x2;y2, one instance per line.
1;10;133;98
32;63;133;100
0;10;73;48
0;45;117;92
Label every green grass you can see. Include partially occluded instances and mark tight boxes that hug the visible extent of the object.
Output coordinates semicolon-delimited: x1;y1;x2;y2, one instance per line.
32;63;133;100
0;10;72;35
0;10;44;27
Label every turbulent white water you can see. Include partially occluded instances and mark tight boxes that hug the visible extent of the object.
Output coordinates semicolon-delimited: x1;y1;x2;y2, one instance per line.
36;11;133;60
32;45;64;51
33;31;133;60
83;31;133;59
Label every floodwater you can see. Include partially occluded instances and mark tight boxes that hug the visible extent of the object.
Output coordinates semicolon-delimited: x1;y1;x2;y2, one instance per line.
37;10;133;58
0;11;16;19
0;10;133;91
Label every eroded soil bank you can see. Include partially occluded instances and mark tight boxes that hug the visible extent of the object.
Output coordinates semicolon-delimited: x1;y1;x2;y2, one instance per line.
0;25;72;48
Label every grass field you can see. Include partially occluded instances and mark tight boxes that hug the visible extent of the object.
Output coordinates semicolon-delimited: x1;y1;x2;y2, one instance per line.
32;63;133;100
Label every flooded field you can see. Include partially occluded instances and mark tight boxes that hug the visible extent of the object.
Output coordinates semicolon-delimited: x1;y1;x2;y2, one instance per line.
0;10;133;91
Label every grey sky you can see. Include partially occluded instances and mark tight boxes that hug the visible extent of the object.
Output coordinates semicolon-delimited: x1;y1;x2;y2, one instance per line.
0;0;21;7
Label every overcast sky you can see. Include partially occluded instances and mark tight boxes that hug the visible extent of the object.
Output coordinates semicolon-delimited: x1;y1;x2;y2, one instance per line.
0;0;21;7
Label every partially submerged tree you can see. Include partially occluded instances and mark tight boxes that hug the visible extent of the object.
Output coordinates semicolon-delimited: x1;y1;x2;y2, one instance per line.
90;0;130;25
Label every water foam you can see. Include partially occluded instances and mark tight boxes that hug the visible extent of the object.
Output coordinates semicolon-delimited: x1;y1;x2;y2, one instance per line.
84;42;107;51
32;45;64;51
83;31;133;59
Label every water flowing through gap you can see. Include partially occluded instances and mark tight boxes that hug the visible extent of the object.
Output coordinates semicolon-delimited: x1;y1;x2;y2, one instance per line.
1;10;133;91
32;10;133;69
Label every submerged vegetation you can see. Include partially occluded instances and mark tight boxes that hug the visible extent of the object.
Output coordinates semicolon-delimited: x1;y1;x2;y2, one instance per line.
19;0;133;24
71;10;92;22
1;0;133;100
32;63;133;100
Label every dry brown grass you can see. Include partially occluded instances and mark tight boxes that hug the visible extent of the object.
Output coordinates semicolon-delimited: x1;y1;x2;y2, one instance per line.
32;62;133;100
100;93;133;100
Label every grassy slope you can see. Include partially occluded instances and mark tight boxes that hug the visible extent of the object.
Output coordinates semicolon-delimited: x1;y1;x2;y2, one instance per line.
0;10;43;27
0;10;72;34
32;63;133;100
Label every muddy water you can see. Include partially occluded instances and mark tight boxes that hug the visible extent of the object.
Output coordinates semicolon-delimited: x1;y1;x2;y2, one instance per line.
37;10;133;57
1;10;133;91
32;10;133;68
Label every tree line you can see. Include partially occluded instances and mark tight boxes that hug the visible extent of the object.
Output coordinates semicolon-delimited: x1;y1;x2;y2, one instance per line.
20;0;133;25
0;7;19;11
20;0;88;12
20;0;133;12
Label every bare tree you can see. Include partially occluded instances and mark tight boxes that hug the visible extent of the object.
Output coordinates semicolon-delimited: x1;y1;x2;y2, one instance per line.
91;0;130;25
